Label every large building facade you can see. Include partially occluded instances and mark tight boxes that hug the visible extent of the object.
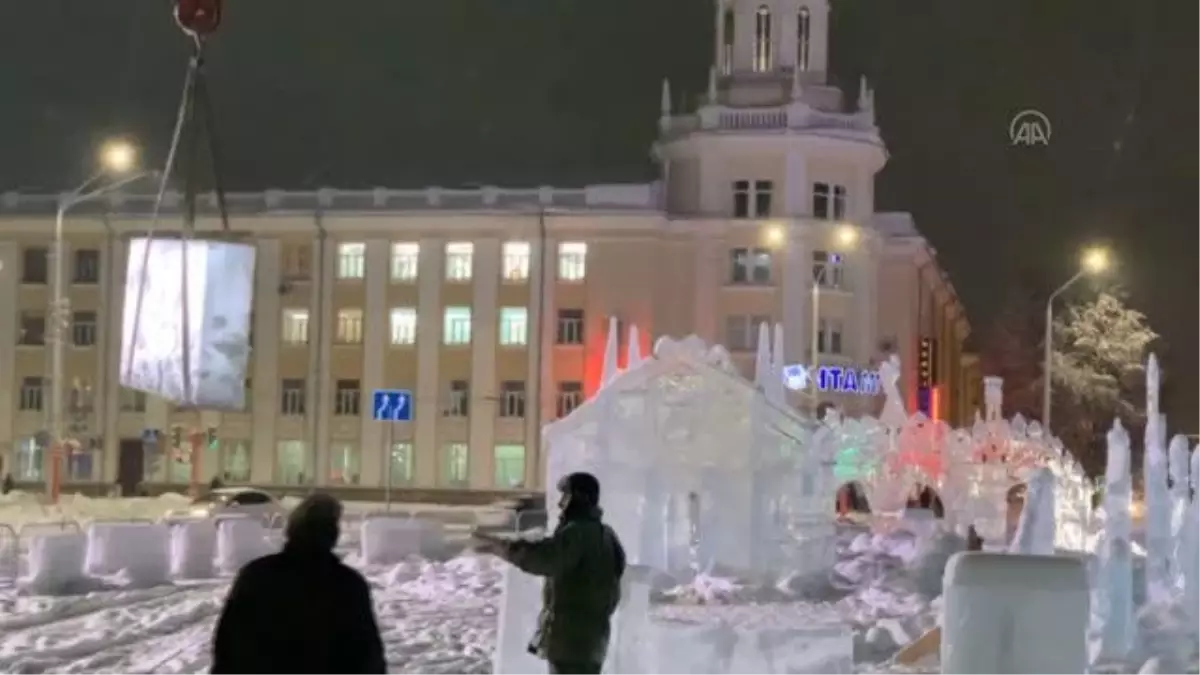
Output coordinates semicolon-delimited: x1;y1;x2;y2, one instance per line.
0;0;971;495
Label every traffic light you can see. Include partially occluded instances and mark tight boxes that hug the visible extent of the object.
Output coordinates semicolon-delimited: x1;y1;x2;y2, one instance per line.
205;426;218;449
917;337;937;388
170;425;183;449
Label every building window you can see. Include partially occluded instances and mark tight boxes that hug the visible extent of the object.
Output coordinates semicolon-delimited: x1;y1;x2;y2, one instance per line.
388;442;414;486
15;437;42;480
733;180;773;218
499;307;528;346
797;7;811;72
557;381;583;418
73;249;100;284
223;440;252;482
329;443;360;485
494;445;526;488
336;242;366;279
282;308;309;345
754;180;774;217
442;442;469;487
119;387;147;412
19;377;44;411
389;307;417;345
445;242;474;281
18;312;45;346
721;8;735;74
733;180;751;218
280;378;306;416
812;182;847;220
729;248;772;284
275;440;309;485
817;319;845;355
812;250;846;288
753;5;772;72
445;380;470;417
22;247;47;284
282;242;312;282
558;242;587;281
391;242;420;282
724;314;771;352
500;380;526;418
334;379;361;416
443;306;472;345
556;309;584;345
502;241;531;282
71;311;98;347
336;308;364;344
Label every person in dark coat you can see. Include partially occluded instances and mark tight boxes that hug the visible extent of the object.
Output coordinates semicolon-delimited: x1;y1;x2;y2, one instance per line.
474;472;626;674
210;492;386;674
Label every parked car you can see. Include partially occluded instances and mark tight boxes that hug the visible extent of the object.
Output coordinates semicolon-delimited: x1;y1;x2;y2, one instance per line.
475;494;547;532
169;487;287;527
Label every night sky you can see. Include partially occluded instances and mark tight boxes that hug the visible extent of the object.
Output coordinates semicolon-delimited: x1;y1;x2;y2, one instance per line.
2;0;1196;428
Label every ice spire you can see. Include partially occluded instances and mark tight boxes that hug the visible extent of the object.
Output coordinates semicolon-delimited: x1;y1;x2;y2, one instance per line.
791;61;803;100
600;316;620;387
1144;353;1171;604
707;65;718;104
658;78;672;132
768;323;786;405
625;323;643;370
1092;418;1135;663
753;322;771;391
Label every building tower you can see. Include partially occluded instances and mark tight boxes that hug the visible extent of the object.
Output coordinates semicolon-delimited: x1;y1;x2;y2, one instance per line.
653;0;888;412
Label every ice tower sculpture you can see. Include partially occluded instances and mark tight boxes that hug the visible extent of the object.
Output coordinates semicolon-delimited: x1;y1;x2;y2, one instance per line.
1090;419;1135;664
543;328;833;578
1009;466;1056;555
1143;355;1173;605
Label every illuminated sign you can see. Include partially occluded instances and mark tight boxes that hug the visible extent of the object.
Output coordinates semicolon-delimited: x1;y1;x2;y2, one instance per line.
782;364;882;395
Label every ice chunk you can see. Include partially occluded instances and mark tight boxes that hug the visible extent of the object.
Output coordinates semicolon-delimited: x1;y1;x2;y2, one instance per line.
492;564;545;674
942;552;1089;674
170;519;217;580
120;237;255;410
20;532;87;595
216;517;270;574
85;521;170;586
359;516;445;565
1009;467;1055;556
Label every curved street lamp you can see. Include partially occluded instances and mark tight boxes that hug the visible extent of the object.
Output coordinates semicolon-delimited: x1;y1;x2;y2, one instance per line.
1041;245;1111;431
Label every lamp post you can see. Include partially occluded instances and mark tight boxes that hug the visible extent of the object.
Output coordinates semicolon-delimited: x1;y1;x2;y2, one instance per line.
48;139;152;492
1041;246;1110;432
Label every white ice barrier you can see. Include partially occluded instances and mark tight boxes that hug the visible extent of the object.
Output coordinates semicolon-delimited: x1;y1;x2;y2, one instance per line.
170;520;217;580
607;568;653;673
648;621;852;674
20;532;87;595
493;563;545;674
85;521;170;585
942;552;1089;674
216;517;271;574
359;516;446;565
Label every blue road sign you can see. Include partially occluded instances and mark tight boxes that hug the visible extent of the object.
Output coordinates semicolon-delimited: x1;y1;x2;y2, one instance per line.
372;389;414;422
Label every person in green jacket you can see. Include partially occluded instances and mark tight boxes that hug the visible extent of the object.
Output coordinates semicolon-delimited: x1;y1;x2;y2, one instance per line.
474;472;627;674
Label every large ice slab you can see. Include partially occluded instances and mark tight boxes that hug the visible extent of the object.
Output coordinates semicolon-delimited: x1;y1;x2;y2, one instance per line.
942;552;1089;673
170;519;217;579
119;237;255;410
647;621;852;674
360;515;445;565
493;563;545;674
21;532;87;595
216;517;271;574
84;521;170;586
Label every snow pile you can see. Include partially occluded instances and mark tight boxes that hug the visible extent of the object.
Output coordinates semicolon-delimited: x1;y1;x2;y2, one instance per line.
215;518;271;574
19;532;87;595
170;521;217;580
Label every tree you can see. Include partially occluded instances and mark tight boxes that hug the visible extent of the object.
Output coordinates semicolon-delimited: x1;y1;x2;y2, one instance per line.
978;273;1045;420
1050;291;1159;472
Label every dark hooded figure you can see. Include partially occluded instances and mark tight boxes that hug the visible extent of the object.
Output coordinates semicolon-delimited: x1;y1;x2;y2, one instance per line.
211;493;386;674
474;472;626;674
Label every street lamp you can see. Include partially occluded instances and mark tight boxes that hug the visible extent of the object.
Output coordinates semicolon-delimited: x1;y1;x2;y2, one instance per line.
811;224;859;394
1041;245;1111;431
49;139;152;491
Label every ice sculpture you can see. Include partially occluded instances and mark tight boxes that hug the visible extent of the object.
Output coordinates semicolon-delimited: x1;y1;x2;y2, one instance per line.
1142;355;1173;604
120;237;255;410
877;355;906;428
1009;466;1056;555
543;332;831;578
1180;447;1199;632
1090;419;1135;664
1050;454;1092;552
1168;434;1191;591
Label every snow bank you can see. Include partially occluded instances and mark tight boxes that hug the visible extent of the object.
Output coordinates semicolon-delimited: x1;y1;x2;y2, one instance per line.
216;517;271;574
360;515;446;565
170;520;217;580
942;551;1089;673
0;492;191;533
20;532;87;595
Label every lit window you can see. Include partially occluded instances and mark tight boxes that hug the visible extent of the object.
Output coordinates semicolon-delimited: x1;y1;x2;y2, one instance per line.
274;440;309;485
493;444;526;488
445;380;470;417
391;242;420;282
445;242;474;281
337;242;366;279
444;306;472;345
389;307;417;345
329;442;360;485
442;443;469;486
499;307;528;346
388;442;414;486
336;308;364;344
282;308;309;344
558;242;587;281
502;241;531;282
753;5;772;72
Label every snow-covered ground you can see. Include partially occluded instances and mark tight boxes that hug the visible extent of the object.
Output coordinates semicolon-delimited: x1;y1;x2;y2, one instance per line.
0;495;1195;674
